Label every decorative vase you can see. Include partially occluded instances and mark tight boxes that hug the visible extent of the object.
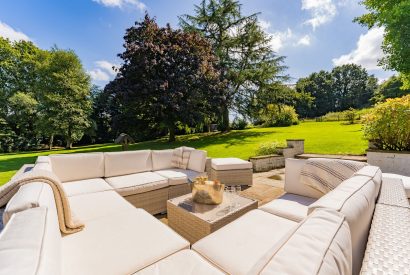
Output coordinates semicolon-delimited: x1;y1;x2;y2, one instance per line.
192;177;224;205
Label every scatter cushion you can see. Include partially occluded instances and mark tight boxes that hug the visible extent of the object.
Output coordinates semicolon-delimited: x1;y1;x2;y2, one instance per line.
259;209;352;275
50;152;105;182
187;150;207;172
105;172;168;196
211;158;252;171
104;150;152;178
300;158;368;194
63;178;113;197
137;249;225;275
192;210;297;275
154;170;188;185
259;193;317;222
62;208;189;275
171;147;191;169
151;149;174;171
308;175;377;275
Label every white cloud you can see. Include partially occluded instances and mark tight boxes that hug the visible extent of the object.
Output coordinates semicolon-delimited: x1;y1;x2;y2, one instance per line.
259;20;272;31
296;35;311;46
270;28;293;52
332;27;385;70
0;21;30;42
302;0;337;29
92;0;146;11
89;60;119;83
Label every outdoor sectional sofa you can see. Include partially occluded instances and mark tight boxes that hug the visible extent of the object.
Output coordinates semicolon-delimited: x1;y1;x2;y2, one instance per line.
0;151;409;274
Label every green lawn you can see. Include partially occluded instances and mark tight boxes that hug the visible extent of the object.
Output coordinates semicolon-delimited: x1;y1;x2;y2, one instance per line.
0;121;367;185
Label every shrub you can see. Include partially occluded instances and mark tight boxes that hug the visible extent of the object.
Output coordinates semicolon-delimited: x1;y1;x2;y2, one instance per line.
344;108;356;124
362;95;410;151
262;104;299;127
231;117;248;130
255;141;285;156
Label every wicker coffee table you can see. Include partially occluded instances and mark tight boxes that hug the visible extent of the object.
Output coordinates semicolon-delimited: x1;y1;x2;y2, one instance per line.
167;193;258;244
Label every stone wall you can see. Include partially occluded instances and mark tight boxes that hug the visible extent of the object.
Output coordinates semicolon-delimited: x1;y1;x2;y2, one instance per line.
367;150;410;176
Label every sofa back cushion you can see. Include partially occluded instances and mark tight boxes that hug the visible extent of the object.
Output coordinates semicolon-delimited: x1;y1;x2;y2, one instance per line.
49;153;104;182
285;158;323;199
151;149;174;171
354;165;382;195
259;209;351;275
187;150;207;172
0;207;61;275
308;175;378;275
104;150;152;178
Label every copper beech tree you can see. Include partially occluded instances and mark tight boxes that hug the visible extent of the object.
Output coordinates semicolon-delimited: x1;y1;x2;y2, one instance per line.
105;14;223;142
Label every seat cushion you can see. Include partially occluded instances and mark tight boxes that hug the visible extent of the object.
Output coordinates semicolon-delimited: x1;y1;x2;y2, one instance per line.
259;209;352;275
155;168;206;183
63;178;113;197
383;173;410;198
68;191;136;222
259;193;317;222
136;250;224;275
308;175;378;275
0;207;61;275
192;209;297;275
104;150;152;178
211;158;252;170
151;149;174;171
62;208;189;275
105;172;168;196
154;170;188;185
49;152;105;182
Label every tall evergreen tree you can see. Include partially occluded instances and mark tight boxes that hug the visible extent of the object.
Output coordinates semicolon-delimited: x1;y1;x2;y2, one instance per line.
180;0;288;130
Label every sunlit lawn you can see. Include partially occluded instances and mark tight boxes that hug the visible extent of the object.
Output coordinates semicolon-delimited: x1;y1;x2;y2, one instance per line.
0;121;367;185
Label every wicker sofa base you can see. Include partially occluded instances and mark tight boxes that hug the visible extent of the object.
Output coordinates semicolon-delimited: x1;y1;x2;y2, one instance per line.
124;188;168;215
210;168;253;186
168;184;191;199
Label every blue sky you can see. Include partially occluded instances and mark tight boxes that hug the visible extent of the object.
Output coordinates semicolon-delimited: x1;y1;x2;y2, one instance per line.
0;0;394;87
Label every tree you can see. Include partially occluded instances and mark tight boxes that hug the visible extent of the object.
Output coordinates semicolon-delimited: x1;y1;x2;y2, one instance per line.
355;0;410;88
38;48;92;149
106;14;222;142
372;75;410;103
180;0;288;131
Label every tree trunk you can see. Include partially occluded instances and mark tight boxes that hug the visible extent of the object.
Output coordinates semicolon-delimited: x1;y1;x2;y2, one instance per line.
168;125;176;142
49;134;54;150
65;126;73;149
222;104;230;132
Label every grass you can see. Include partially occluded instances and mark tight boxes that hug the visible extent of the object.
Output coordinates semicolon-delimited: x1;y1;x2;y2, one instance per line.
0;121;367;185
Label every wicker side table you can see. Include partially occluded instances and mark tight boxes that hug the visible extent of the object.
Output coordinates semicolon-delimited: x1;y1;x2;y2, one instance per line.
167;193;257;244
209;158;253;186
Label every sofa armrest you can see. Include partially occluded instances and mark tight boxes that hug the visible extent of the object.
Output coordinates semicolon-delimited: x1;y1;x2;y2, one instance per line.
284;158;323;199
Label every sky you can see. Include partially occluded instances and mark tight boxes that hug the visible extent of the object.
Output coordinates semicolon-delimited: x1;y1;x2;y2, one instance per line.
0;0;395;87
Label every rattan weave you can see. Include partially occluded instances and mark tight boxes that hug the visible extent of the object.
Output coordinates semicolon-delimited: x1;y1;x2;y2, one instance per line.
167;193;257;244
168;184;191;199
210;168;253;186
378;177;409;208
124;187;168;215
360;204;410;275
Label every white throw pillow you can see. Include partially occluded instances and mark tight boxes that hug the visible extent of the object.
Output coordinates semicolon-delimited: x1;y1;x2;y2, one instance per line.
187;150;207;172
171;147;192;169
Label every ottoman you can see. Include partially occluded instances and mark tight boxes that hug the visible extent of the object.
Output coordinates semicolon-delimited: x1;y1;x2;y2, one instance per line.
210;158;253;186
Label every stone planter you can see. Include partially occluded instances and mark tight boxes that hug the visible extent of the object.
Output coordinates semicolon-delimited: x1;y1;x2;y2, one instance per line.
367;150;410;176
249;154;285;172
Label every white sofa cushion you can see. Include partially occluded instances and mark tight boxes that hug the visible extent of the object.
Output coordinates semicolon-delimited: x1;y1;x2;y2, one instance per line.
308;175;378;275
211;158;252;170
63;178;113;197
171;147;192;169
382;173;410;198
62;208;189;275
0;207;61;275
36;155;51;164
136;249;224;275
354;165;382;194
285;158;323;199
105;172;168;196
50;153;105;182
33;161;52;172
104;150;152;178
151;149;174;170
187;150;207;172
259;209;352;275
154;170;188;185
156;168;206;183
192;209;297;275
68;191;137;222
259;193;317;222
